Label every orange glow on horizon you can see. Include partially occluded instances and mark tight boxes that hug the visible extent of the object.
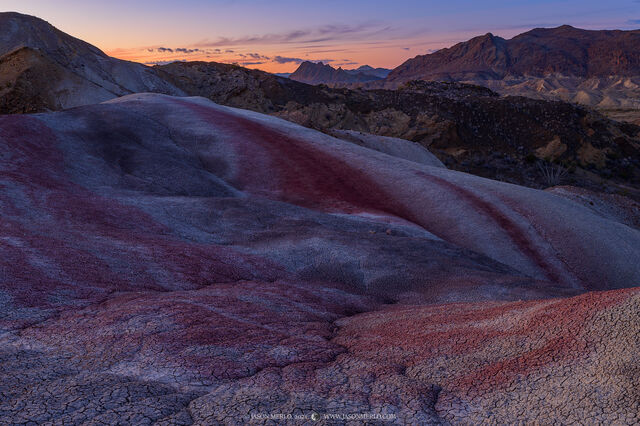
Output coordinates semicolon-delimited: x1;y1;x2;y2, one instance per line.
105;44;429;73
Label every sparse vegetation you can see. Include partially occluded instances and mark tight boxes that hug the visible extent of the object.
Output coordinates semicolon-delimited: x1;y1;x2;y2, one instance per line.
537;160;568;187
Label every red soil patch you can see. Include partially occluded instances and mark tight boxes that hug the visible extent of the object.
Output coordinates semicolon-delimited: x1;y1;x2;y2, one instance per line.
177;100;422;223
338;288;637;393
416;171;566;284
0;114;287;311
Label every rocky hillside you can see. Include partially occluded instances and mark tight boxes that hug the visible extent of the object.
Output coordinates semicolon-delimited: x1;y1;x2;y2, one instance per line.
156;61;315;113
289;61;385;85
387;26;640;82
0;12;182;112
382;26;640;119
0;47;110;113
159;62;640;196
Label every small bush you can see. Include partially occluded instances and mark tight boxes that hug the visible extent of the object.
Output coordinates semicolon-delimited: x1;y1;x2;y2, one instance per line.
537;160;568;187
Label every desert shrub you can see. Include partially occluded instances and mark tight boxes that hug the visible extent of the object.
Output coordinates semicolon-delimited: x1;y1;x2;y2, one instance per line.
537;160;568;187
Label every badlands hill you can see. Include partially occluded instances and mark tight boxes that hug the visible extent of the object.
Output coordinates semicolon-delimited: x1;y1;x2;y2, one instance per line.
159;62;640;196
0;93;639;423
289;61;386;85
383;26;640;116
0;12;182;113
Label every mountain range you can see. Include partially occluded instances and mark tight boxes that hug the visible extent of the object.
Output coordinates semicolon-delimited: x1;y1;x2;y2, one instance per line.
388;26;640;81
345;64;391;79
289;61;390;85
281;26;640;121
384;26;640;116
4;13;639;117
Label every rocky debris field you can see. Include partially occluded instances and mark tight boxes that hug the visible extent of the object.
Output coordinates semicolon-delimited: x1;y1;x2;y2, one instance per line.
1;94;638;424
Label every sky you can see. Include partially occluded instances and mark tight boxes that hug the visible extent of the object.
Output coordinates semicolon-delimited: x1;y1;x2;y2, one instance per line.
1;0;639;72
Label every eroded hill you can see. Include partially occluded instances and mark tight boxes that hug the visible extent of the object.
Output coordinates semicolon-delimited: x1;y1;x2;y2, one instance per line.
1;94;638;423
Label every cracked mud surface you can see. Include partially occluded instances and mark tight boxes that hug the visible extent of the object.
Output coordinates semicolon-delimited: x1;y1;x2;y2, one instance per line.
1;94;638;424
2;287;638;424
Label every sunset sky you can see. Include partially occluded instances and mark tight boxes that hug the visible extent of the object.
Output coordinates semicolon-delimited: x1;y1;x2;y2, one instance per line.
2;0;639;72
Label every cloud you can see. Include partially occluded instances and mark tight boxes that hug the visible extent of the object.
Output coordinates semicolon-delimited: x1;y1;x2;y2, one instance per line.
242;52;270;60
235;61;266;66
272;55;305;64
195;21;388;48
149;47;204;54
175;48;202;54
403;47;411;51
143;60;185;65
113;43;348;71
310;58;340;64
628;19;640;25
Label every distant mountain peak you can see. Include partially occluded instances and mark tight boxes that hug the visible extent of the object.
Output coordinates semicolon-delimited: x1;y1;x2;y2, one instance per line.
290;61;388;85
290;61;390;85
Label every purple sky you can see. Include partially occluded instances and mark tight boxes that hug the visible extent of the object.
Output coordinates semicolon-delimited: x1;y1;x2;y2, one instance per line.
2;0;639;71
